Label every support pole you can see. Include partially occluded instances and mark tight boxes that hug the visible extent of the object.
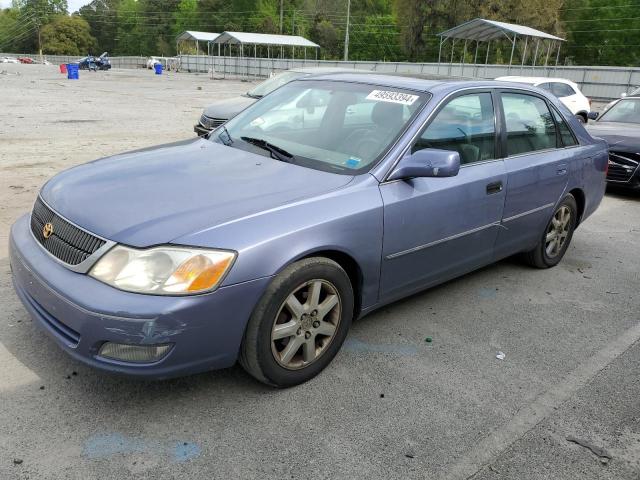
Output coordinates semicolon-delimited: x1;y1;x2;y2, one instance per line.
344;0;351;61
555;42;561;73
473;40;479;77
520;36;528;74
279;0;284;34
508;34;516;73
449;39;455;75
544;40;551;71
532;39;540;69
461;39;467;76
437;36;443;74
484;40;490;78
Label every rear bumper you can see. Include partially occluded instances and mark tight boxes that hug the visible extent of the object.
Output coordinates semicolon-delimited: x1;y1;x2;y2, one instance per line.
10;214;271;379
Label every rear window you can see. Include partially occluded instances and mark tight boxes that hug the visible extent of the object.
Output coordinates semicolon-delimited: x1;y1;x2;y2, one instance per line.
551;107;578;147
551;83;576;98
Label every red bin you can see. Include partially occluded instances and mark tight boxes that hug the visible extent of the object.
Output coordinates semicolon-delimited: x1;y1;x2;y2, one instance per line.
59;64;67;74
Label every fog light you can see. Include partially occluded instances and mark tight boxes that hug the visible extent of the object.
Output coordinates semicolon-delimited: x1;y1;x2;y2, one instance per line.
98;342;172;363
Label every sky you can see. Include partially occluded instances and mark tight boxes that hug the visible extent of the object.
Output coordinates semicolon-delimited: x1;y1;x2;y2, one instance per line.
0;0;91;12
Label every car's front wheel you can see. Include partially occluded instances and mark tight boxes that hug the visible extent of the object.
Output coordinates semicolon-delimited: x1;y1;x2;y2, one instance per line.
240;257;354;387
523;194;577;268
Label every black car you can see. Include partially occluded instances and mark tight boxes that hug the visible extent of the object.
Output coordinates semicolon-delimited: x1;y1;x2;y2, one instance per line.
78;52;111;71
587;96;640;190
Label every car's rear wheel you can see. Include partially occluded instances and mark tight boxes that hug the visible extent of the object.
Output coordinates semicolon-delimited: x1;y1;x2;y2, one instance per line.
523;194;577;268
239;257;354;387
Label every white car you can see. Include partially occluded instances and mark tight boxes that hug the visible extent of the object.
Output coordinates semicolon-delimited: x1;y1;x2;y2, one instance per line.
146;56;162;69
495;76;591;123
1;56;19;64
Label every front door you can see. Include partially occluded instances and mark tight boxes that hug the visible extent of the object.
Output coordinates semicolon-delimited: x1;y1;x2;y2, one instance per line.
379;91;506;301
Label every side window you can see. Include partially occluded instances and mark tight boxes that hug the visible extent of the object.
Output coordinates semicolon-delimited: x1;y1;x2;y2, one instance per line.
538;83;552;93
502;93;557;156
551;82;576;98
412;93;495;165
551;107;578;147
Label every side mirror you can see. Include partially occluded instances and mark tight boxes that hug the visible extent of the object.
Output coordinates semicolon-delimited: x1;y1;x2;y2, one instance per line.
587;111;599;120
388;149;461;181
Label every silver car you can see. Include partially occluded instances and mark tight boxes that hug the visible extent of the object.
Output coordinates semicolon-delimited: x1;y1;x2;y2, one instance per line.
194;67;369;136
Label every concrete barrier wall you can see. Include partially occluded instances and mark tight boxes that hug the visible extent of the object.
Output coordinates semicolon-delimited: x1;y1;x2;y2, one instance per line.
179;55;640;101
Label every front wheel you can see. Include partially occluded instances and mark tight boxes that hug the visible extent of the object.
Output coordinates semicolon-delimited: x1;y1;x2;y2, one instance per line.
239;257;354;387
523;194;577;268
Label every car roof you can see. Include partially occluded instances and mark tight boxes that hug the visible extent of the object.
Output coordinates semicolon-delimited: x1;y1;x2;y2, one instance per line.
296;72;545;94
290;67;372;74
496;76;577;86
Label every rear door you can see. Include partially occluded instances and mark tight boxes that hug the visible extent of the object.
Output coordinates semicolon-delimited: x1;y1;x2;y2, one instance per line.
493;90;575;258
379;91;507;300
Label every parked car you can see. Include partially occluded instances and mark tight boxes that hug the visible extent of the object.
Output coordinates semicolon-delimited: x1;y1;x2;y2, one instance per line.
17;57;35;64
146;56;162;69
587;95;640;190
602;86;640;113
78;52;111;71
1;56;19;64
495;76;592;123
194;67;369;136
10;75;608;387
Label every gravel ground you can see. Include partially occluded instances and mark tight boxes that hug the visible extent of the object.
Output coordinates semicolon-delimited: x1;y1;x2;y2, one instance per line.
1;64;639;480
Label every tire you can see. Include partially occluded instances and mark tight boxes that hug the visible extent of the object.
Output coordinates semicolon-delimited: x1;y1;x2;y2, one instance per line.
576;113;586;124
239;257;354;387
523;194;578;268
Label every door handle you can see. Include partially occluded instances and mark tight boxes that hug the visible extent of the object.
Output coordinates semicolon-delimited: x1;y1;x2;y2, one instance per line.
486;181;503;195
557;163;568;175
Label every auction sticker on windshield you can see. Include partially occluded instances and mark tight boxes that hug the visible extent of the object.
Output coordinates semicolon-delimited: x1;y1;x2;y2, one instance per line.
366;90;419;105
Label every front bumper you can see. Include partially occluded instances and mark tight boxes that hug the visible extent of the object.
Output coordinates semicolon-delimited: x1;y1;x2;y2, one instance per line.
194;123;211;137
9;214;271;379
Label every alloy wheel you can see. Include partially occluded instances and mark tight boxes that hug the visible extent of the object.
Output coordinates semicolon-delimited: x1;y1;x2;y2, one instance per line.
271;280;341;370
545;205;572;258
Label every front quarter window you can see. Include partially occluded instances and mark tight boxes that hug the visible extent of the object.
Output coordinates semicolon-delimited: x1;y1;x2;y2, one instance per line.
213;80;428;174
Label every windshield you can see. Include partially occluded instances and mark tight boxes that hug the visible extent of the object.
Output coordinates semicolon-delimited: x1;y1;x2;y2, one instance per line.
599;98;640;124
247;71;305;98
211;79;428;174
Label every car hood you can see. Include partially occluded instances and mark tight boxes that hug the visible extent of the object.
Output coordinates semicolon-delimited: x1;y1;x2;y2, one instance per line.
202;96;256;120
586;122;640;152
40;138;353;247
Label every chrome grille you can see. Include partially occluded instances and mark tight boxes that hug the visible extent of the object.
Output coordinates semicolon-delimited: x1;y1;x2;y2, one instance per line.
199;114;226;130
607;151;639;183
30;197;105;266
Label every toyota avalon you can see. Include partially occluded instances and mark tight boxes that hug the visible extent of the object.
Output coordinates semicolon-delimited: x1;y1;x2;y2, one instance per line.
10;74;608;387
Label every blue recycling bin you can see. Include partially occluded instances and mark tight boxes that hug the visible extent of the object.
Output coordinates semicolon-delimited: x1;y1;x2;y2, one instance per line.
66;63;79;80
154;63;163;75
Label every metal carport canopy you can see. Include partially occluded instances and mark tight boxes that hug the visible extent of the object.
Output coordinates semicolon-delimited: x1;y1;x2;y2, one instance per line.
176;31;221;42
212;32;319;48
438;18;564;42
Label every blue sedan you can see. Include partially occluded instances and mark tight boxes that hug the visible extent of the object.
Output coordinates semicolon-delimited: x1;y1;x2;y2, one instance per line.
10;74;608;387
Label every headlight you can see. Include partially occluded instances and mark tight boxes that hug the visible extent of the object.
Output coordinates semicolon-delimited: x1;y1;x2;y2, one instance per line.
89;245;236;295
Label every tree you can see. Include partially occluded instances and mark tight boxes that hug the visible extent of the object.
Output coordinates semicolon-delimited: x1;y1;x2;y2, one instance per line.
79;0;119;55
40;14;97;54
0;7;21;52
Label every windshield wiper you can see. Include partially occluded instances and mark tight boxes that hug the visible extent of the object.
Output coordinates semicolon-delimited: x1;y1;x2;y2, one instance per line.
240;136;294;163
